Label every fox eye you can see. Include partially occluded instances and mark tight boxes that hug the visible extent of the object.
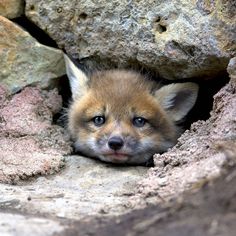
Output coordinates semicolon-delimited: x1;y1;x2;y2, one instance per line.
132;117;147;127
92;116;105;126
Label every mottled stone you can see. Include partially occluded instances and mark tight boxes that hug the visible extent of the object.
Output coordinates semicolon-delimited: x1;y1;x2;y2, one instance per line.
25;0;236;79
0;87;71;184
0;156;147;219
0;0;24;19
0;16;65;94
130;57;236;207
227;57;236;80
0;213;64;236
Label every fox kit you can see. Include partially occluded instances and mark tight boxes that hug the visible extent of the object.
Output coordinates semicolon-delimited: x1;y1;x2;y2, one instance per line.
64;55;199;165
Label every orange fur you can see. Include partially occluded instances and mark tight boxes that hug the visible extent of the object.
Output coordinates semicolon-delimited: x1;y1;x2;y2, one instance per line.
65;55;199;165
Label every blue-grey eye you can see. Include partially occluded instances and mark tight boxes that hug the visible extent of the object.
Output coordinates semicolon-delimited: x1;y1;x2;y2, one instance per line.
133;117;147;127
92;116;105;126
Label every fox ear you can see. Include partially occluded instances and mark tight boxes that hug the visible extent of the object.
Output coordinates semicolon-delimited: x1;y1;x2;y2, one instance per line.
64;54;89;100
154;83;199;122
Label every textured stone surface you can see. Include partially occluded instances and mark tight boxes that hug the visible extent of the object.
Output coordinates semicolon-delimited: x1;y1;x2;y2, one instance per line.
25;0;236;79
58;165;236;236
228;57;236;80
129;57;236;207
0;156;147;219
0;58;235;234
0;0;24;19
0;213;65;236
0;16;65;94
0;1;235;234
0;154;236;236
0;87;71;184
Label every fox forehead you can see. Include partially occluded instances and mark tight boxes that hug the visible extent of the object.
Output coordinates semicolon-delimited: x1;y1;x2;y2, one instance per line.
90;70;155;97
65;54;199;164
70;88;175;138
72;71;164;120
75;92;164;120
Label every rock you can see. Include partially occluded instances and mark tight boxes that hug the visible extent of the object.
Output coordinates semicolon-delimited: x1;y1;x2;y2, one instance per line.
0;86;147;217
130;57;236;207
0;213;65;236
0;16;65;94
73;165;236;236
25;0;236;80
0;86;71;184
2;157;235;236
0;0;24;19
0;58;235;234
0;155;147;219
227;57;236;80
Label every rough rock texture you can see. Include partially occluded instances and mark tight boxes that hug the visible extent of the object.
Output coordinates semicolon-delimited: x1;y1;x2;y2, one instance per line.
0;0;24;19
25;0;236;79
0;16;65;94
0;213;65;236
228;57;236;80
56;163;236;236
0;49;235;234
0;59;235;236
0;0;236;230
0;156;147;220
129;57;236;207
1;155;235;236
0;86;71;184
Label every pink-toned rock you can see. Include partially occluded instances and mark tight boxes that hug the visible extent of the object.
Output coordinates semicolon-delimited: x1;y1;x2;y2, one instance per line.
130;58;236;206
0;86;72;184
0;87;51;135
0;85;8;107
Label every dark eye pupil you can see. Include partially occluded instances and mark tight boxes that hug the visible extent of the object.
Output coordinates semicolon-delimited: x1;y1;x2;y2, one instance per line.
93;116;105;126
133;117;146;127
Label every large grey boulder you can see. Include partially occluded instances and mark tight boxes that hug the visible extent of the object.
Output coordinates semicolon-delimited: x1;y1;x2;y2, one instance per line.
25;0;235;79
0;16;65;94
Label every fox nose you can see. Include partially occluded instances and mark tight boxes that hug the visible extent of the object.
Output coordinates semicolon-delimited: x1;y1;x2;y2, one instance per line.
108;136;124;151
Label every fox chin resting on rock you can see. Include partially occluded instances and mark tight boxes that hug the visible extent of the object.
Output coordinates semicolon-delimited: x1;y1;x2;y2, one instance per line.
64;54;199;165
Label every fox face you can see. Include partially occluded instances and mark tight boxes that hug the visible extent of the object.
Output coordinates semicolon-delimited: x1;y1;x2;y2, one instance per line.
65;55;199;165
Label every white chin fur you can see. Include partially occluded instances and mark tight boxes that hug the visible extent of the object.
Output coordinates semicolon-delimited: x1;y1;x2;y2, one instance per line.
98;155;129;164
97;153;151;165
74;137;170;165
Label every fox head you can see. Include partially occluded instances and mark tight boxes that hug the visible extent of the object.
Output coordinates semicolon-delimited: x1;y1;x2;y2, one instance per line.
64;55;199;165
